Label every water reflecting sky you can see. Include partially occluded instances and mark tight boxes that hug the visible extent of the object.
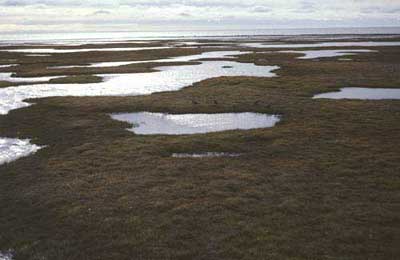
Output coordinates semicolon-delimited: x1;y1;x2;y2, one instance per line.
314;88;400;100
111;112;280;135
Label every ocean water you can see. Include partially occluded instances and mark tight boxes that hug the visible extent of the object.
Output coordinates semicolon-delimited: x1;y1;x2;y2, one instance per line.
1;27;399;44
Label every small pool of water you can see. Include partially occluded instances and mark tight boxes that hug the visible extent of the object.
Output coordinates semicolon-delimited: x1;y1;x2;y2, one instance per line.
172;152;241;158
110;112;280;135
0;251;13;260
0;138;42;165
313;88;400;100
279;49;375;59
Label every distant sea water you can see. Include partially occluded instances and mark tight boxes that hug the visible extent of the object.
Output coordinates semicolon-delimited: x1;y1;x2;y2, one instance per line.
1;27;400;44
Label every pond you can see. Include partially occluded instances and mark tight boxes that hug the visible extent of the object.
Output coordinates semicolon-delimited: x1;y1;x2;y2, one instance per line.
110;112;280;135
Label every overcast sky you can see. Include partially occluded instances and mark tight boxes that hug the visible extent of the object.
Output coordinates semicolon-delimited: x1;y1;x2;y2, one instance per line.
1;0;399;33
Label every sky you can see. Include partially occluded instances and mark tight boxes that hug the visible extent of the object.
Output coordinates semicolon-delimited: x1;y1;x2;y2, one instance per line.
0;0;399;33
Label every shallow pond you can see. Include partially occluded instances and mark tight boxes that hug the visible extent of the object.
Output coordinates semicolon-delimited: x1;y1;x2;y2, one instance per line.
279;49;375;59
0;138;42;165
110;112;280;135
313;88;400;100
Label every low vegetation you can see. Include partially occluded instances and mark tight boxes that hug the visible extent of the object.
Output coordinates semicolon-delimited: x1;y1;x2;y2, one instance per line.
0;40;399;260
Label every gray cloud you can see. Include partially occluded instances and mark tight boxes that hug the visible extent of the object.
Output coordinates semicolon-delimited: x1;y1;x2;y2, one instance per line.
298;1;316;13
252;6;272;13
92;10;112;15
0;0;399;33
179;12;191;17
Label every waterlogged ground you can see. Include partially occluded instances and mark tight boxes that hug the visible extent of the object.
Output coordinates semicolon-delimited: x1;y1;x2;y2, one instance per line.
0;49;278;167
0;58;278;114
0;36;399;260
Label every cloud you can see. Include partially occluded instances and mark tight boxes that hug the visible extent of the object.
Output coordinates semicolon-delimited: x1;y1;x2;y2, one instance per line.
361;6;400;14
179;12;191;17
0;0;399;33
298;1;315;13
252;6;272;13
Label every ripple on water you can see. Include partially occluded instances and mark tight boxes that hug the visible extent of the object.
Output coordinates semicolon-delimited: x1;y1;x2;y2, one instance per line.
110;112;280;135
313;88;400;100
